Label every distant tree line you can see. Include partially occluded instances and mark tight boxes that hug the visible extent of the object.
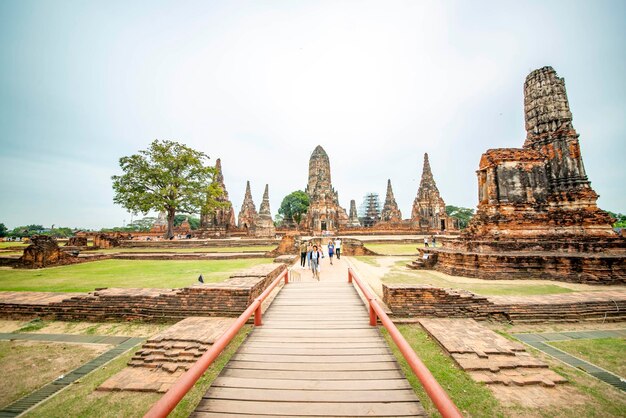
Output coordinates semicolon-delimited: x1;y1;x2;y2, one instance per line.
445;205;475;229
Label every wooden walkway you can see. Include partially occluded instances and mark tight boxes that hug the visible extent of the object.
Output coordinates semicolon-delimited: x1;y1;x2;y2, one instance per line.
192;260;426;417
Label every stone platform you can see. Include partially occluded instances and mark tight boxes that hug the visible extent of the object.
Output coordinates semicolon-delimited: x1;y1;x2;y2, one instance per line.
384;284;626;322
419;318;566;387
98;317;234;393
0;264;286;321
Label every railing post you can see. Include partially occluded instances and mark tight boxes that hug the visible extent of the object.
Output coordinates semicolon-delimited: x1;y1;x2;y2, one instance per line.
348;268;352;283
254;302;262;326
284;269;289;284
369;300;377;326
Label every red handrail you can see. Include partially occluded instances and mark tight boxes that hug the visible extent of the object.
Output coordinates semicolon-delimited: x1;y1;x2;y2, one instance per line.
144;268;289;418
348;268;463;418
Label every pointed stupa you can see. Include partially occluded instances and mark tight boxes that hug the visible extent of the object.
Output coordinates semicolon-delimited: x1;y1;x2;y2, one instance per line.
303;145;349;232
347;199;361;227
258;184;272;218
252;184;275;237
200;158;236;229
381;179;402;222
237;180;257;229
411;153;448;230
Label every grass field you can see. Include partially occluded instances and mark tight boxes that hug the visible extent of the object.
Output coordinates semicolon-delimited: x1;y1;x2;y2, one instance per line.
90;246;275;253
0;341;107;408
0;258;273;292
549;337;626;377
25;326;251;418
364;243;427;255
387;324;626;417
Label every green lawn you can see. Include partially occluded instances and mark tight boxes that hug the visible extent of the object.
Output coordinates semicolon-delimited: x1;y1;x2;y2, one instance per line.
25;326;251;418
549;338;626;377
365;243;427;255
0;242;28;249
382;270;574;296
91;246;275;254
0;258;273;292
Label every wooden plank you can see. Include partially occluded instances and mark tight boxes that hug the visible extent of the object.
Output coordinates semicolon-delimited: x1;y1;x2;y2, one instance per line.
211;376;412;390
194;400;426;416
204;387;419;402
231;353;396;363
221;368;407;380
238;347;391;355
250;329;380;337
226;361;400;371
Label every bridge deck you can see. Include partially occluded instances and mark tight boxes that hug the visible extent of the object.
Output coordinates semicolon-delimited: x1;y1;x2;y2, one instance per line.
192;260;426;417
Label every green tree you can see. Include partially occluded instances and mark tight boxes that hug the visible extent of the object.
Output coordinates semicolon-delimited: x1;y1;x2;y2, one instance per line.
111;140;221;238
128;217;157;231
278;191;310;225
0;223;7;238
606;211;626;228
174;214;201;230
445;205;475;229
8;225;45;238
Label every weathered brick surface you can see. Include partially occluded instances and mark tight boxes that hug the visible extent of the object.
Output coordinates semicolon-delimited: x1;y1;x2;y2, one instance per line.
0;263;286;321
384;284;626;322
99;317;234;393
420;319;567;387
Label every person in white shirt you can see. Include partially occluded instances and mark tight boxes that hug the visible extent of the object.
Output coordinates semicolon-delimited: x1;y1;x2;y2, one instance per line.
334;238;342;260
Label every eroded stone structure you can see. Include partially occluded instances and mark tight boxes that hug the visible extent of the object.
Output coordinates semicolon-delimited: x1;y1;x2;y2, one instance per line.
411;153;453;231
20;235;75;268
417;66;625;284
347;199;361;227
199;158;237;236
380;179;402;222
251;184;276;238
303;145;348;232
238;181;258;233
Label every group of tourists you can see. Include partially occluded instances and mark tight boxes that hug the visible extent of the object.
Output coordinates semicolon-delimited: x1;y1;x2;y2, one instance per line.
299;238;342;280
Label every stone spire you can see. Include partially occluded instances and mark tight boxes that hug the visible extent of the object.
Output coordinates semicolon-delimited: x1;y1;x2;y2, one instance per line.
237;181;257;229
381;179;402;222
347;199;361;227
411;153;449;230
252;184;275;237
258;184;272;218
303;145;349;232
523;66;593;197
200;158;236;230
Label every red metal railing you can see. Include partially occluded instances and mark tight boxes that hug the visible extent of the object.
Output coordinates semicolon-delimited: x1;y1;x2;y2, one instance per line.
143;268;290;418
348;268;463;418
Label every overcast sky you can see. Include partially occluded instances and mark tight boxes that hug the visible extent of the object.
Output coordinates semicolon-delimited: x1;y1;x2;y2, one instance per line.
1;0;624;230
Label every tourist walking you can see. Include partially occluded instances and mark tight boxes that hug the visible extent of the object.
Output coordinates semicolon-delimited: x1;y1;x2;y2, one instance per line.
310;245;322;280
327;240;335;265
334;237;342;260
431;235;436;247
424;237;429;248
306;242;313;268
299;241;307;269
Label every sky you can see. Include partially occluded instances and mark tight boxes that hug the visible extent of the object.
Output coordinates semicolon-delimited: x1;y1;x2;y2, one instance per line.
1;0;625;230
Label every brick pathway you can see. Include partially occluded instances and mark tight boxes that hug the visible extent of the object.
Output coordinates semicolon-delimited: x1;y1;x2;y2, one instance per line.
419;318;567;387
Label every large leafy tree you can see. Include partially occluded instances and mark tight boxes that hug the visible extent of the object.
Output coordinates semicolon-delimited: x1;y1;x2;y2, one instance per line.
278;191;310;225
112;140;220;238
445;205;475;229
0;223;7;238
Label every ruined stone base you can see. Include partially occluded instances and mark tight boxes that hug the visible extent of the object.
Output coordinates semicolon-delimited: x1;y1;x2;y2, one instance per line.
98;317;234;393
419;319;567;387
383;284;626;322
411;236;626;285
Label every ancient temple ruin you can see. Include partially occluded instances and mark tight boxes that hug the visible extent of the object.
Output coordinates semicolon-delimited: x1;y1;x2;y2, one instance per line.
251;184;276;238
303;145;348;232
198;158;237;237
411;153;453;231
414;66;625;284
380;179;402;223
237;180;257;233
347;199;361;227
